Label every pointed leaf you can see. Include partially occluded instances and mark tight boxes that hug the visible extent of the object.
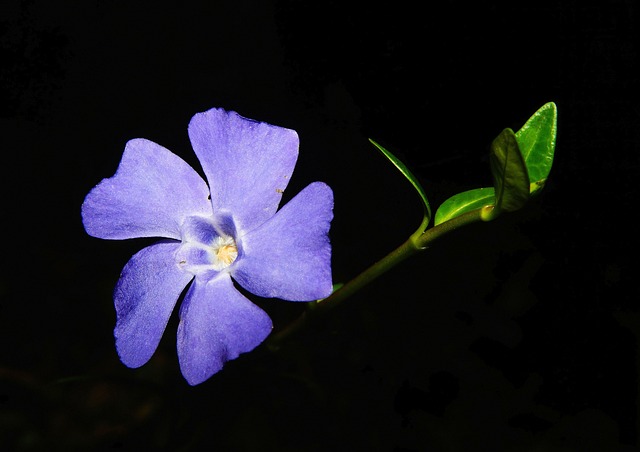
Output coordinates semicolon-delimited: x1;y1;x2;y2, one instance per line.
515;102;557;195
434;187;496;225
369;138;431;224
490;128;530;212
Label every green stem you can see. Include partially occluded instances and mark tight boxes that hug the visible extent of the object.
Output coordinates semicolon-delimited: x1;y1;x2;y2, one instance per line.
266;206;491;349
416;205;493;248
266;235;420;350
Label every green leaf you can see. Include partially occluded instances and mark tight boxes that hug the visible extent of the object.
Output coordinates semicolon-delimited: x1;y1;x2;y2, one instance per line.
490;128;530;213
434;187;496;225
515;102;557;195
369;138;431;225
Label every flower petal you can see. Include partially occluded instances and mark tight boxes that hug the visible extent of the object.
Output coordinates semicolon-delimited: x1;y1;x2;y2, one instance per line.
82;138;212;240
188;108;298;233
233;182;333;301
114;241;193;368
177;274;273;385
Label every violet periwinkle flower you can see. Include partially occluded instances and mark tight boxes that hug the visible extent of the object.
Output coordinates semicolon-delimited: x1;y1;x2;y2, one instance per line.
81;108;333;385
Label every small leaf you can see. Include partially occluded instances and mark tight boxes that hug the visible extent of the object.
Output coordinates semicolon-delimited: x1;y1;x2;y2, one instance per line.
490;128;530;213
515;102;557;195
369;138;431;224
434;187;496;225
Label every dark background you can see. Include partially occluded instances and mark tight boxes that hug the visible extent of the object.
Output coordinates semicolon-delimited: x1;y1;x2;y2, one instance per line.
1;1;638;450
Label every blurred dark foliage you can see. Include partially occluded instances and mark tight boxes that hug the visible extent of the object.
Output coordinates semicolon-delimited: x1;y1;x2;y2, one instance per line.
1;0;638;450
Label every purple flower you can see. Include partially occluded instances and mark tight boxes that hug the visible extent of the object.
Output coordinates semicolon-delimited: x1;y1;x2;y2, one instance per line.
82;108;333;385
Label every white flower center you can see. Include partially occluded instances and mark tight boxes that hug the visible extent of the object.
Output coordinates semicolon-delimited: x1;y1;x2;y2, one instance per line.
210;235;238;271
176;216;241;275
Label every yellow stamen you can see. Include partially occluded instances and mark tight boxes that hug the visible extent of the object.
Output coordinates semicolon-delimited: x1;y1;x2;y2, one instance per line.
216;244;238;266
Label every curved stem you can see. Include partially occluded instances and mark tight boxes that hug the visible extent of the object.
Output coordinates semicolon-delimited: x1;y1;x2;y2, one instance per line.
266;206;491;349
267;235;420;349
416;206;491;248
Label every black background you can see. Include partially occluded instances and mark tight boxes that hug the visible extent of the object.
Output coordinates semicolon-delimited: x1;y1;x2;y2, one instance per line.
1;1;638;450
